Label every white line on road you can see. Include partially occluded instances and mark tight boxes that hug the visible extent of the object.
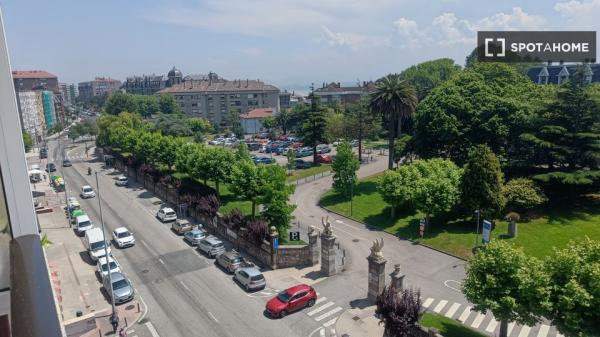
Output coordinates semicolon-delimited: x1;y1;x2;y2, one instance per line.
507;322;516;336
141;240;150;248
323;317;338;327
485;319;498;332
145;322;160;337
444;302;461;318
537;325;550;337
158;258;165;265
458;306;472;322
517;325;531;337
443;280;462;292
180;280;191;292
319;329;325;337
315;297;327;305
422;298;434;308
136;296;149;324
433;300;448;313
208;311;219;323
470;313;485;328
314;307;342;322
307;302;334;316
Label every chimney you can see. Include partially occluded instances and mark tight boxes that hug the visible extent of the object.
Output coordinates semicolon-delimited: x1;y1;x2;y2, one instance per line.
547;60;552;66
559;60;564;65
246;79;249;87
337;82;341;87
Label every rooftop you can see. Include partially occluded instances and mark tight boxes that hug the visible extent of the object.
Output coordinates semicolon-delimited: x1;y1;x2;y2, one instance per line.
160;79;279;93
240;108;273;119
12;70;57;79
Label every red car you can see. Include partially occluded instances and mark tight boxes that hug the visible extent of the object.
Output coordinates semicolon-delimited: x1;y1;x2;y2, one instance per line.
316;154;332;164
265;284;317;318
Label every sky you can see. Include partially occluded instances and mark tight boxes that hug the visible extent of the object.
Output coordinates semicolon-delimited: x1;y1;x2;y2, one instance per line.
2;0;600;92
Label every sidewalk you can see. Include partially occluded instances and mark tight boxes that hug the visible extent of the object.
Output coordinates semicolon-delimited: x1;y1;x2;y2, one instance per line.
335;306;383;337
64;301;144;337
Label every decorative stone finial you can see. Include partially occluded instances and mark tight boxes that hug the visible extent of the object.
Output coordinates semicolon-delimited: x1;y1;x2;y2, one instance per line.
308;225;316;235
370;238;384;258
321;216;333;236
270;226;278;235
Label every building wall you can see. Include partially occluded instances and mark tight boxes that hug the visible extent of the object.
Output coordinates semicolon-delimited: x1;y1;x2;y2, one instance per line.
13;76;59;93
78;78;121;102
41;91;56;129
17;91;44;136
241;118;265;134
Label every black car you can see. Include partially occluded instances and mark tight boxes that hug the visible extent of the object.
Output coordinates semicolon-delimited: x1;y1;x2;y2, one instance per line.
62;159;72;167
39;148;47;159
46;163;56;172
295;159;312;169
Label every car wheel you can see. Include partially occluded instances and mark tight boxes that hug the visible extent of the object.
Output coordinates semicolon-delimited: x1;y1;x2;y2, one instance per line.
245;283;250;292
307;299;315;307
279;310;287;318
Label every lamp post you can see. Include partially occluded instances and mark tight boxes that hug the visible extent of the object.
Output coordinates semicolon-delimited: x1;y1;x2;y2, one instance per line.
94;172;117;327
350;179;354;217
474;209;480;248
59;140;72;226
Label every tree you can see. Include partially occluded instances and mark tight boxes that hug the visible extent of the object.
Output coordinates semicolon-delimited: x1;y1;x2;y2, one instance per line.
332;142;360;197
68;127;81;143
156;135;179;170
235;142;251;162
225;108;244;138
325;112;346;142
275;108;291;134
158;93;180;114
375;286;423;337
104;92;135;115
223;208;245;231
412;159;462;222
398;58;461;101
543;238;600;337
22;131;32;152
196;194;220;227
153;114;193;137
286;148;296;171
377;166;420;218
502;178;546;212
369;74;418;169
346;98;381;162
230;160;263;217
461;145;505;218
298;94;328;163
463;240;549;337
258;164;295;241
262;115;274;134
205;147;235;195
247;218;269;246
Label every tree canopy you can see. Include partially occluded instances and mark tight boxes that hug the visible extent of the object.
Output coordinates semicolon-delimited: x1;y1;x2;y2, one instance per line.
332;142;360;197
461;144;505;218
398;58;461;101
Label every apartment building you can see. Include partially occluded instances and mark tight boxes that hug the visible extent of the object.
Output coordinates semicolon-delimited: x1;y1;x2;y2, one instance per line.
313;81;374;106
122;66;185;95
78;77;121;102
16;91;45;139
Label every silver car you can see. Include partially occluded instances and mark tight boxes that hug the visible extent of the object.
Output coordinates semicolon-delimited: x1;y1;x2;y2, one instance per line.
183;229;206;246
197;236;225;258
234;267;266;291
103;272;134;304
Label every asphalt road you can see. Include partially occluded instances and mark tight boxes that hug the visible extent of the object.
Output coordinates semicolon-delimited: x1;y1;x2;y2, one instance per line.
51;139;320;337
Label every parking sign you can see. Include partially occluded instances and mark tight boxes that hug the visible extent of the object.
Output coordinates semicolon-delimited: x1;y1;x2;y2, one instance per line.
289;231;300;241
482;220;492;244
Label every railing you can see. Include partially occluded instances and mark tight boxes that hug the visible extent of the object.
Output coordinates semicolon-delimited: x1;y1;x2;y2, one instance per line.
10;234;63;337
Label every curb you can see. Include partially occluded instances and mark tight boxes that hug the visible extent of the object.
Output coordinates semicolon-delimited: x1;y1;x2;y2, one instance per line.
320;207;468;262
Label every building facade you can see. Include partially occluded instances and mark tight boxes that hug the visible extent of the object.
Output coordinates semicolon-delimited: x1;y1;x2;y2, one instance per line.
12;70;64;130
240;108;273;134
17;91;44;139
122;67;185;95
159;79;280;126
527;63;599;85
314;81;374;106
78;77;122;102
69;83;77;103
41;91;56;129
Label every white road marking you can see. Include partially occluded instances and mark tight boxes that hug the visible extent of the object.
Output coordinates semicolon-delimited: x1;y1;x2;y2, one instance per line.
485;319;498;332
330;329;336;336
507;322;516;336
208;311;219;323
127;329;135;334
180;280;191;292
307;302;335;316
470;313;485;328
158;258;165;265
141;240;150;248
335;220;343;224
458;305;472;322
556;333;564;337
517;325;531;337
260;291;271;296
315;297;327;305
433;300;448;313
145;322;160;337
323;317;338;327
537;325;550;337
314;307;342;322
444;302;461;318
443;280;462;292
319;328;325;337
422;298;434;308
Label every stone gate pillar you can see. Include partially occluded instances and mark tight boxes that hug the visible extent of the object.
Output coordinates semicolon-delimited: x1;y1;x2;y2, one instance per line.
308;226;319;266
367;238;386;302
390;263;405;290
269;226;278;270
320;217;337;276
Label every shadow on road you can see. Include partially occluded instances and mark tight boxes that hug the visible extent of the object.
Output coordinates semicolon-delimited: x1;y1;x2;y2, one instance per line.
349;297;371;309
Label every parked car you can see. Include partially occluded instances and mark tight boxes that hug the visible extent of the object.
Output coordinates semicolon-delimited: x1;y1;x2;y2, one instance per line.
266;284;317;318
295;148;312;158
97;256;121;278
85;227;111;261
39;148;47;159
71;209;86;224
234;267;266;291
197;236;226;258
112;227;135;248
295;159;312;169
171;219;193;234
316;154;332;164
62;159;72;167
350;139;359;147
316;144;331;154
75;214;94;236
332;139;345;146
183;229;206;246
115;175;128;186
80;185;96;199
46;162;56;172
66;197;80;212
254;157;275;165
157;207;177;222
103;272;134;304
216;250;246;273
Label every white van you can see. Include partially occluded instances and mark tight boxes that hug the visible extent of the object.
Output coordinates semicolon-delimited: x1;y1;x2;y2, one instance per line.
84;227;111;261
76;214;94;236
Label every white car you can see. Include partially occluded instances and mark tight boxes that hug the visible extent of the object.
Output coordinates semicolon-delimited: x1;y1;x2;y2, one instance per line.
80;185;96;199
112;227;135;248
67;197;80;210
157;207;177;222
97;255;121;278
115;175;128;186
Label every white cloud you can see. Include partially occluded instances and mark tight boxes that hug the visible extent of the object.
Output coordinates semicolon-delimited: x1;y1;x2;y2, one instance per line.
554;0;600;28
474;7;545;31
393;18;421;48
320;26;391;50
238;47;264;57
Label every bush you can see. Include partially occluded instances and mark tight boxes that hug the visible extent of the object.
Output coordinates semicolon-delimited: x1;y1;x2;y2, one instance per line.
376;286;423;337
223;208;245;231
196;194;220;218
502;178;546;212
247;218;269;246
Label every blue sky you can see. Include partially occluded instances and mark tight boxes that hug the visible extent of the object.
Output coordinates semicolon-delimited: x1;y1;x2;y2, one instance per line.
2;0;599;91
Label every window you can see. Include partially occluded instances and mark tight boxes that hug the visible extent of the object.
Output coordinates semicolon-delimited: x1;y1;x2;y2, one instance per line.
192;103;198;107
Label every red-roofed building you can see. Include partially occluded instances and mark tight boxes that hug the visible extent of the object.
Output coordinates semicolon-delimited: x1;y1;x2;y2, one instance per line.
240;108;273;134
12;70;63;134
12;70;59;93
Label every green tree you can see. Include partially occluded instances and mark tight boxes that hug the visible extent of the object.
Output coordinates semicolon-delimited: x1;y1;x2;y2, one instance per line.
205;147;235;195
463;240;549;337
413;158;462;222
275;108;291;134
399;58;461;101
286;148;296;171
153;114;193;137
22;131;33;152
225;108;244;138
377;165;420;218
156;135;179;170
346;98;381;162
258;165;295;241
158;93;180;114
104;92;135;115
502;178;546;213
235;141;251;162
543;238;600;337
230;160;263;217
325;112;346;142
134;132;159;164
461;145;505;218
332;142;360;197
298;94;328;163
262;115;274;134
68;126;81;142
369;74;418;169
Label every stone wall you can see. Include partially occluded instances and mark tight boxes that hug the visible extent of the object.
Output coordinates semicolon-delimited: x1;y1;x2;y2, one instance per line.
277;244;314;269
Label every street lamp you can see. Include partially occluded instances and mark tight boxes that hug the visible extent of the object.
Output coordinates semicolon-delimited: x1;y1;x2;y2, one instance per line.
94;172;117;328
59;140;72;225
474;209;480;248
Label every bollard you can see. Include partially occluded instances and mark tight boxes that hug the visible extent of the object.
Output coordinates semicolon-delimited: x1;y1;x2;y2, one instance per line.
76;310;83;317
98;329;102;337
137;302;140;313
124;317;128;327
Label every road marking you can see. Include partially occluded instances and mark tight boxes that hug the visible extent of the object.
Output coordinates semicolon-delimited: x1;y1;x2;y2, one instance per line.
517;325;531;337
145;322;160;337
470;313;485;328
485;319;498;332
556;333;564;337
319;329;325;337
443;280;462;292
260;291;271;296
433;300;448;313
208;311;219;323
323;318;338;327
314;307;342;322
307;302;334;316
458;306;472;322
141;240;150;248
422;298;434;308
537;325;550;337
444;302;461;318
315;297;327;305
158;258;165;265
335;220;343;224
180;280;191;292
127;329;135;334
136;296;149;324
507;322;516;336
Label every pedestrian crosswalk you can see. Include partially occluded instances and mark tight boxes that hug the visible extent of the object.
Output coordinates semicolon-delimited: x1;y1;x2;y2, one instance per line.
311;293;342;337
422;297;561;337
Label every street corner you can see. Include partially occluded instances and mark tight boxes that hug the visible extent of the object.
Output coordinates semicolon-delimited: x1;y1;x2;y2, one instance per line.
333;305;383;337
262;263;326;291
64;299;146;337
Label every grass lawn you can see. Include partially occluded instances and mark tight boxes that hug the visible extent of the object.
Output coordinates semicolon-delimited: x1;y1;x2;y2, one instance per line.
420;313;487;337
321;175;600;259
281;239;307;245
287;164;331;182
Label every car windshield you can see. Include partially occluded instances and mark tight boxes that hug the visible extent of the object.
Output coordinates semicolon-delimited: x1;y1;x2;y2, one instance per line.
193;233;203;238
230;257;242;263
90;241;106;250
277;291;291;303
78;220;91;227
112;279;129;290
83;187;92;193
213;242;224;248
101;262;118;271
166;211;175;216
250;275;264;281
117;232;130;238
118;177;127;181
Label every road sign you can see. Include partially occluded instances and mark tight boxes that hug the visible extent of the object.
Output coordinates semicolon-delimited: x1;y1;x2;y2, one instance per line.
289;231;300;241
273;237;279;250
482;220;492;244
419;219;425;237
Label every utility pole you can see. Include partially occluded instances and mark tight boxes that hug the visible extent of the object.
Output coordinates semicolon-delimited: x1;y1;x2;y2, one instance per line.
60;139;72;226
95;172;117;326
474;209;480;248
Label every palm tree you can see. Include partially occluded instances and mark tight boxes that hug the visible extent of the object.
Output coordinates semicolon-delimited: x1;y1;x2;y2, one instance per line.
369;74;418;169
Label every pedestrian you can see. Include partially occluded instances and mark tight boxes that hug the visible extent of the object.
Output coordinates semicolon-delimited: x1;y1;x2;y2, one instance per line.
110;314;119;333
43;174;47;182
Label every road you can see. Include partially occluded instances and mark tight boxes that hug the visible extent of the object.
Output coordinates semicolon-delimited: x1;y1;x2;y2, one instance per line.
51;138;320;337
